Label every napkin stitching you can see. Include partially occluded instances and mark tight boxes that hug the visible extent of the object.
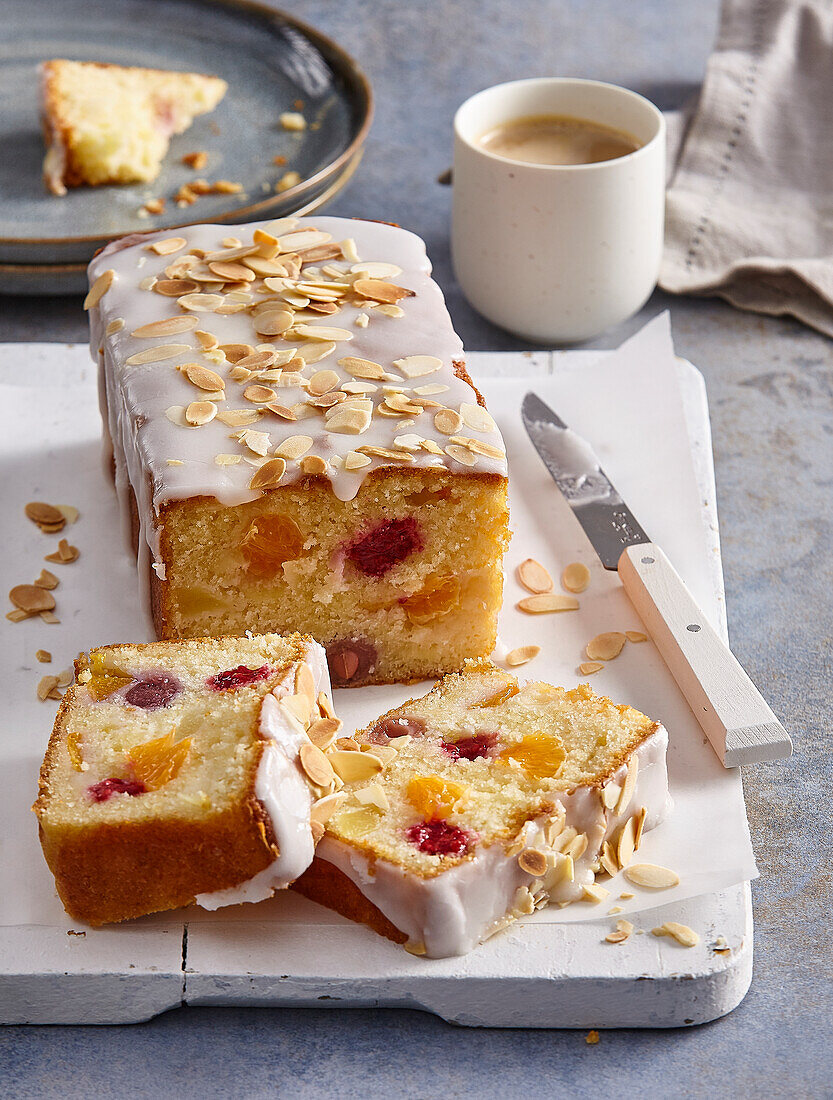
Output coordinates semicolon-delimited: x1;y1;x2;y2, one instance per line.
683;0;768;273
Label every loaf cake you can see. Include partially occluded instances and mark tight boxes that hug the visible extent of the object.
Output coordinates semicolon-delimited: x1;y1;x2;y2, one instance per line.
86;217;510;685
41;60;227;195
293;660;671;957
34;633;340;925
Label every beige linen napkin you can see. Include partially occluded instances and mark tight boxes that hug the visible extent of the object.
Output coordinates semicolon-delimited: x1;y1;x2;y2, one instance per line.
662;0;833;336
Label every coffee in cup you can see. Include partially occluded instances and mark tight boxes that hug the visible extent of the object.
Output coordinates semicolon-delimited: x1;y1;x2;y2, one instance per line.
478;113;641;166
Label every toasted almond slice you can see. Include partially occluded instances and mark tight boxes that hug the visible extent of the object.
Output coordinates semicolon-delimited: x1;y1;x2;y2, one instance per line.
36;649;52;663
265;403;297;421
248;457;287;491
244;385;278;405
182;363;225;391
238;429;271;455
517;558;553;594
125;343;191;366
392;355;442;378
633;806;647;850
25;502;65;528
614;757;639;817
204;244;259;262
274;435;313;461
616;816;637;868
154;279;199;297
309;792;346;828
652;922;699;947
586;632;627;661
516;594;578;614
37;675;61;701
354;782;391;812
434;408;463;435
582;884;610;904
253;309;294;335
328;749;383;784
445;444;477;466
326;405;371;435
308;369;340;396
295;324;353;342
562;562;591;593
195;330;219;350
216;408;262;427
505;644;540;667
219;343;256;364
605;918;634;944
106;318;125;335
83;269;115;309
352;278;414;303
626;631;648;643
33;569;59;590
459;402;497;433
317;691;336;719
601;783;621;811
149;236;187;256
301;340;336;364
343;450;371;471
208;260;256;282
518;849;548;876
177;293;225;312
307;718;342;750
185;401;217;426
7;609;30;622
600;841;620;878
10;585;55;613
624;863;680;889
299;742;336;787
132;316;198;338
579;661;604;675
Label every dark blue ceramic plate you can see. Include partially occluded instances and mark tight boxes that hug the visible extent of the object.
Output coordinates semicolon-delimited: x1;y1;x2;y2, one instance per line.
0;0;372;285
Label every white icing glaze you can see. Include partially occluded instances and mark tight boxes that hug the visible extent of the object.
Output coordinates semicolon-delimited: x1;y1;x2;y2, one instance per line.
196;640;331;910
317;725;671;957
88;217;507;588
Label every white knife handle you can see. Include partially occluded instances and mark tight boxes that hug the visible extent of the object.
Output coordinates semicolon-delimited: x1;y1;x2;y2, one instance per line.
618;543;792;767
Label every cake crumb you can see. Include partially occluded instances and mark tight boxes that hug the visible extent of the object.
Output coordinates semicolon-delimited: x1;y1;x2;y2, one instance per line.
586;1030;600;1045
140;198;165;216
652;922;699;947
182;151;208;170
276;171;302;193
280;111;306;132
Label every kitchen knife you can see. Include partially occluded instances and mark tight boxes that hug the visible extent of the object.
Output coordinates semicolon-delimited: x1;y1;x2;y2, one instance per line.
521;391;792;767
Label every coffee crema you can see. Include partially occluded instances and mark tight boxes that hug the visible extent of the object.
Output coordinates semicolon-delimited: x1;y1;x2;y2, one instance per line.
478;113;641;166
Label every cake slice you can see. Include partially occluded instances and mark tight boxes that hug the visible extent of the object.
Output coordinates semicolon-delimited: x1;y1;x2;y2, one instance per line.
41;59;227;195
86;216;510;685
293;660;672;957
34;633;340;926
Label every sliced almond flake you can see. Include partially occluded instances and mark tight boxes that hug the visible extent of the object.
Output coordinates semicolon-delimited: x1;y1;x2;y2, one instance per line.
221;236;242;247
253;309;294;336
393;434;424;452
626;630;648;643
244;385;277;404
148;236;187;256
602;783;621;811
216;408;263;427
562;561;591;593
653;922;699;947
203;349;228;366
358;445;415;463
204;244;259;262
154;278;198;297
132;316;198;338
125;343;190;366
579;661;604;675
460;402;497;433
300;455;328;475
106;318;125;336
434;408;463;435
33;569;59;590
445;444;477;466
182;363;225;391
219;343;256;364
614;757;639;817
83;269;115;309
517;558;553;594
139;275;158;291
600;841;620;878
625;862;680;889
25;502;64;528
237;429;271;456
278;229;331;251
301;341;336;364
393;355;442;378
294;324;353;342
352;277;414;304
10;585;55;613
36;649;52;663
586;631;627;661
291;403;316;420
459;437;505;460
166;459;184;466
208;260;256;282
249;457;287;491
582;884;610;904
185;401;217;426
383;393;423;415
415;383;449;396
505;644;540;667
343;450;371;471
299;742;336;787
37;675;61;701
325;405;372;435
265;403;297;421
353;782;391;813
56;667;73;689
374;304;405;318
633;806;647;850
214;453;241;466
516;593;579;614
274;435;313;460
215;301;249;316
45;539;79;564
616;816;638;869
247;257;292;277
272;371;306;389
354;312;369;328
306;369;339;396
350;261;402;278
177;292;225;312
605;919;634;944
341;381;377;395
328;749;383;784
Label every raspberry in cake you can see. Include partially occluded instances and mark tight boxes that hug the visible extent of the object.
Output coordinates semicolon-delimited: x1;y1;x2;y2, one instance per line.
87;216;510;686
293;660;672;957
34;633;340;925
41;60;227;195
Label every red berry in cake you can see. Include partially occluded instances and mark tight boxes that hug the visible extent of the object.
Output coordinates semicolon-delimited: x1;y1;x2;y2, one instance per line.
207;664;270;691
367;715;426;743
124;674;183;710
442;732;498;761
344;517;423;577
326;639;377;686
87;777;147;803
405;818;473;857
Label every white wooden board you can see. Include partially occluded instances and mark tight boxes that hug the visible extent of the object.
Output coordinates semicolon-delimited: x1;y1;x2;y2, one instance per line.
0;334;754;1027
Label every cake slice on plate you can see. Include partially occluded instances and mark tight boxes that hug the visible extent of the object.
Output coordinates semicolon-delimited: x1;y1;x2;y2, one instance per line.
41;59;227;195
34;633;338;925
293;660;672;957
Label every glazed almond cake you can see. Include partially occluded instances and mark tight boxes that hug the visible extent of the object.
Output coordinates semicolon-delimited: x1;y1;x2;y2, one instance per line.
87;217;510;686
34;633;339;925
293;660;672;958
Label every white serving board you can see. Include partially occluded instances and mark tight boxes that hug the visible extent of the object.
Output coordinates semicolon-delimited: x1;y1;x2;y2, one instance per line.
0;334;754;1027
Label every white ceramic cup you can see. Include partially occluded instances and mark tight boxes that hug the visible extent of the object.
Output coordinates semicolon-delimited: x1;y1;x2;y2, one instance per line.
452;78;666;344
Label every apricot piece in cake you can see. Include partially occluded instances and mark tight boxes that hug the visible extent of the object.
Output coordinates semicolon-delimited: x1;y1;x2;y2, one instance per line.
401;575;460;624
499;733;566;779
86;653;133;700
240;514;305;577
406;775;468;820
129;731;192;790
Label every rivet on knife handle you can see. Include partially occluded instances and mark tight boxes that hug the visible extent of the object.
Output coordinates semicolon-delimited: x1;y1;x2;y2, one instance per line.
617;544;793;767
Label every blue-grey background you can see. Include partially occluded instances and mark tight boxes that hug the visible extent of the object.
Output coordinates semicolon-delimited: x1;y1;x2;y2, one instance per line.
2;1;831;1096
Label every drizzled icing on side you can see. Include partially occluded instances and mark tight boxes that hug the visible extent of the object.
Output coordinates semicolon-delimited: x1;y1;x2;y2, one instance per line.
88;216;507;579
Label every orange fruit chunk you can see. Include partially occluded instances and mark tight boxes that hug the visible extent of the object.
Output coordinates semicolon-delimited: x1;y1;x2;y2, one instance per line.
66;728;84;771
401;575;460;624
87;653;133;700
499;733;566;778
407;775;467;820
240;514;305;577
129;731;192;790
475;683;519;708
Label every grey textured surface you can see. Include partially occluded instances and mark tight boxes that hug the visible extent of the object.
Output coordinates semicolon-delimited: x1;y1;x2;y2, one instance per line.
2;0;832;1096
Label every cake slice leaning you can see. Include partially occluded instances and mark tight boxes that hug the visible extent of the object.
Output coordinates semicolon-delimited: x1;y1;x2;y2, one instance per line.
41;59;227;194
293;660;672;958
34;633;340;926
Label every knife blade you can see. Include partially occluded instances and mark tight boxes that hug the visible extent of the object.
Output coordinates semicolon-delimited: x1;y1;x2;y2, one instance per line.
521;391;792;768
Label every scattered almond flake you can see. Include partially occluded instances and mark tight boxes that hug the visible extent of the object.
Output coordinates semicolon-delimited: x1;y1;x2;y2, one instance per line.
56;667;73;689
375;304;404;318
620;892;635;900
212;179;243;194
586;631;627;661
265;403;297;421
106;318;125;336
294;324;353;343
358;445;414;463
138;275;158;291
249;457;287;491
25;502;65;531
415;383;449;396
615;757;639;817
182;151;208;170
393;433;424;452
216;408;263;427
33;569;59;590
626;630;648;643
344;450;371;471
149;236;187;256
579;661;604;675
165;405;188;427
652;922;699;947
280;111;307;131
310;820;325;843
516;593;579;614
310;791;347;826
299;742;336;787
214;453;242;466
600;841;619;877
351;261;403;279
582;884;610;904
274;435;314;461
445;443;477;466
341;380;377;394
458;437;505;460
460;402;497;433
37;675;61;702
166;459;184;466
126;343;192;367
7;609;29;622
608;906;624;916
605;918;634;944
9;584;55;614
354;783;390;813
517;557;553;593
36;649;52;664
237;429;271;456
300;455;328;475
433;408;463;435
220;342;256;363
177;292;225;312
181;363;225;391
244;385;278;404
301;341;336;364
208;260;256;282
616;816;637;868
276;171;302;192
518;849;548;876
131;316;198;339
633;806;647;850
393;355;442;378
586;1031;600;1045
221;236;243;248
601;783;621;811
505;644;540;667
624;863;680;889
354;312;369;328
140;197;165;216
45;539;79;564
307;369;340;396
325;405;372;435
185;401;217;426
352;277;414;304
83;268;115;310
562;562;591;593
253;309;295;336
238;350;279;370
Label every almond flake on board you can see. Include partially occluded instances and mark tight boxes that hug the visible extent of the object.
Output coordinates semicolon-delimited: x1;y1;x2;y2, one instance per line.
624;863;680;889
586;632;627;661
578;661;604;675
33;570;59;590
652;922;699;947
36;649;52;664
517;558;553;594
562;562;591;593
605;919;634;944
9;585;55;614
516;594;579;614
37;675;61;701
25;502;65;531
505;645;540;667
45;539;79;564
626;631;648;643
